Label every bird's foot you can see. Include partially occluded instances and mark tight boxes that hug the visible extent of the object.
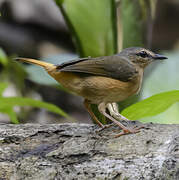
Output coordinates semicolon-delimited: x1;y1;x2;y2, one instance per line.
114;125;144;138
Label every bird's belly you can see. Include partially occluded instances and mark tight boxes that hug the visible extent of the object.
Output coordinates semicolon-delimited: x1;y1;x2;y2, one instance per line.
49;71;142;104
49;71;85;94
80;75;142;104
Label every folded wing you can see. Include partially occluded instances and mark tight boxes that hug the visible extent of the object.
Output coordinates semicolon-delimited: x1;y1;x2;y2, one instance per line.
57;55;138;82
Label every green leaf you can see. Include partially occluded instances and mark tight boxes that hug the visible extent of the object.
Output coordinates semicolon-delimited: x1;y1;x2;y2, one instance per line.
0;97;71;119
55;0;117;57
0;83;74;123
139;103;179;124
0;48;8;67
121;90;179;122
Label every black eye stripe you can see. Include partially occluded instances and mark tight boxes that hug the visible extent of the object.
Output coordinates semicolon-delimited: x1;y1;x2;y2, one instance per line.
137;51;148;58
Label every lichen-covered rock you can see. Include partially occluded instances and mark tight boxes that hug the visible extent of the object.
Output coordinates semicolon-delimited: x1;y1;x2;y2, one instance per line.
0;123;178;180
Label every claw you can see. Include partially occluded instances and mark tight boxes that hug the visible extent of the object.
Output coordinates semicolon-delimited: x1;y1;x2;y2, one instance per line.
114;125;144;138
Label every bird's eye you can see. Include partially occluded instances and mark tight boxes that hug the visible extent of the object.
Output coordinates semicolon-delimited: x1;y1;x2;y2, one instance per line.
137;51;148;58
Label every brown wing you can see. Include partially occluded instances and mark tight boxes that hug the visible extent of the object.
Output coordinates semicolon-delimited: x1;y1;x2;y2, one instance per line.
57;55;138;82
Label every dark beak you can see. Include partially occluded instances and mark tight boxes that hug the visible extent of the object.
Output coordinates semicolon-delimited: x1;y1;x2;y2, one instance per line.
153;54;168;60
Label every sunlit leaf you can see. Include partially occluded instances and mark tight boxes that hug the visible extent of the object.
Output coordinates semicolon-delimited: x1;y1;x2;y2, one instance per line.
121;90;179;123
139;102;179;124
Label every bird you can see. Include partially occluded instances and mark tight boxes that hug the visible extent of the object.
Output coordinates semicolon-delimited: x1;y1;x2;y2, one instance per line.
14;47;167;137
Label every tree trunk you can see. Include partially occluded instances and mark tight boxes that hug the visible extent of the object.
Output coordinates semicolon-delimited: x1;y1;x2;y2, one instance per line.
0;123;178;180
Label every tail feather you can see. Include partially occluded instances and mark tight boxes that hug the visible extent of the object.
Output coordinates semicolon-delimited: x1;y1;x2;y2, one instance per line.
14;58;55;69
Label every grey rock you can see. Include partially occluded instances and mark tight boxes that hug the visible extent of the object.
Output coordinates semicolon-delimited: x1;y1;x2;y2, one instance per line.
0;123;178;180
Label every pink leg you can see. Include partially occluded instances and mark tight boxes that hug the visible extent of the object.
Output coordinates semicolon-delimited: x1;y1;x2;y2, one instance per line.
98;102;142;137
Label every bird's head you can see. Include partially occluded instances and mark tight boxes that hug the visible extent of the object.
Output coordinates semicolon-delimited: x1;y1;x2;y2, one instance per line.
119;47;167;68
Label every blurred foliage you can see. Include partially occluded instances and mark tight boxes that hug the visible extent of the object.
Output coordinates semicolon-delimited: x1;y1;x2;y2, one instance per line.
0;48;71;123
0;82;70;124
120;0;144;48
120;0;158;49
55;0;117;57
0;47;27;89
0;48;8;67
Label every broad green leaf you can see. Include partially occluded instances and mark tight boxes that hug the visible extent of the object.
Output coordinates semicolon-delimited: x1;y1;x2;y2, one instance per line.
0;83;8;97
139;102;179;124
55;0;117;57
0;48;8;67
0;97;70;119
121;90;179;122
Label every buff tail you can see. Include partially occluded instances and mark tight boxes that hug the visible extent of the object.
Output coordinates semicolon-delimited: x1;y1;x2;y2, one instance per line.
14;58;55;70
